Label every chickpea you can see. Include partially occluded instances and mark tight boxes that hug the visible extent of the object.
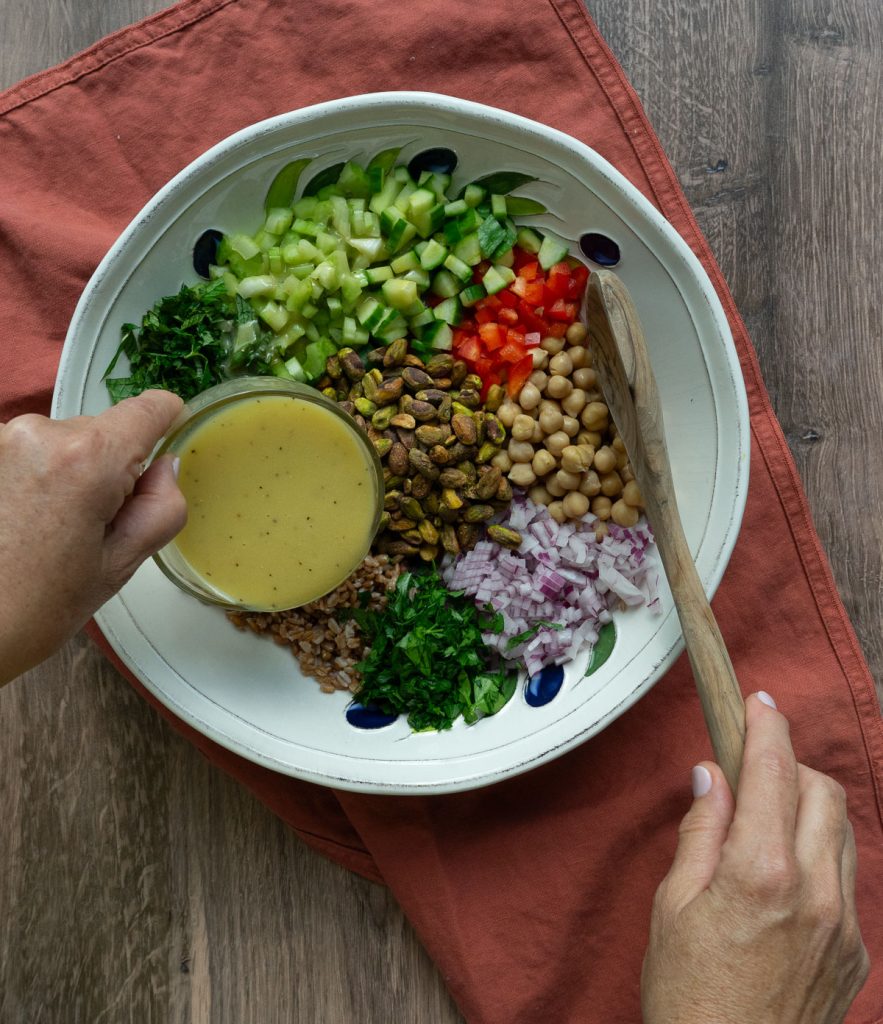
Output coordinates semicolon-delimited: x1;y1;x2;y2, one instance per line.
555;468;582;491
548;351;574;376
579;470;601;497
497;401;519;428
544;430;571;457
508;439;536;464
572;366;596;391
612;435;627;453
528;370;549;391
545;474;567;498
616;449;629;471
538;405;564;435
528;484;552;506
518;382;541;411
621;464;635;484
595;521;609;542
600;470;623;497
531;421;544;444
611;499;640;527
545;375;573;400
565;321;588;345
532;448;557;477
512;414;536;442
593;446;617;474
531;348;549;370
562;491;590;519
568;345;588;369
547;500;567;524
540;334;565;355
581;401;609;431
562;388;587;418
583;430;603;448
562;416;580;438
622;480;644;507
591;495;612;520
491;450;513;473
561;445;592;474
508;463;537;489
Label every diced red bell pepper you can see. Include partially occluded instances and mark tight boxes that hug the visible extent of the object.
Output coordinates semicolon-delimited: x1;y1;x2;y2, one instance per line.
496;287;519;309
499;339;527;364
511;277;545;305
548;299;578;322
545;261;572;299
479;322;505;351
547;322;568;338
498;307;519;326
475;306;496;325
518;301;550;335
456;335;483;363
518;260;540;282
506;354;534;397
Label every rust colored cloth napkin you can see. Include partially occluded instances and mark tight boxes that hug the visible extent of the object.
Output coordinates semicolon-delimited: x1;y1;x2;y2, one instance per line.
2;2;882;1021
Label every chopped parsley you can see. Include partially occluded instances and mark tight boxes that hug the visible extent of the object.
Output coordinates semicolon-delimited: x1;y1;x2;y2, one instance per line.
350;570;516;731
102;280;269;402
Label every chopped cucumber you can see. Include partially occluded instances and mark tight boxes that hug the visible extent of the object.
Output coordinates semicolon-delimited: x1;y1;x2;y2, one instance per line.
381;277;419;311
538;230;570;270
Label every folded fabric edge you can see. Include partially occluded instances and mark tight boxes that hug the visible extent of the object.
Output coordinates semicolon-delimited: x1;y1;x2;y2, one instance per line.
553;0;883;827
0;0;234;119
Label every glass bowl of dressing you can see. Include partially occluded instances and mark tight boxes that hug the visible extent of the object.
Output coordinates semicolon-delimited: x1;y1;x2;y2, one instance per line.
152;377;384;612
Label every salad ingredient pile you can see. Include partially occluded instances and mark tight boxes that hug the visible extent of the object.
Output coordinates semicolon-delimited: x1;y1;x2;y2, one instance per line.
108;150;659;730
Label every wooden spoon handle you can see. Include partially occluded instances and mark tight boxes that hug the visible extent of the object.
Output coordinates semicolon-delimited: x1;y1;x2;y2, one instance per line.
584;270;746;792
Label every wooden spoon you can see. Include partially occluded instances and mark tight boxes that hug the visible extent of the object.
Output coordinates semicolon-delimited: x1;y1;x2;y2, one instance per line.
582;269;746;792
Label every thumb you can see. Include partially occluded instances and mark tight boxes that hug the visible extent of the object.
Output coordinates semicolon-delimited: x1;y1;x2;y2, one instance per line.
102;455;188;592
661;761;736;911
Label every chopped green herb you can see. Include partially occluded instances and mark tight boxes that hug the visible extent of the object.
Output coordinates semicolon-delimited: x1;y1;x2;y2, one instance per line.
506;620;564;651
103;280;244;402
350;570;516;731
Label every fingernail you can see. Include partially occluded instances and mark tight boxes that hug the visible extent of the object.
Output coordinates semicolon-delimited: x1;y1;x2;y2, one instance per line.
171;456;180;481
692;765;713;798
755;690;777;709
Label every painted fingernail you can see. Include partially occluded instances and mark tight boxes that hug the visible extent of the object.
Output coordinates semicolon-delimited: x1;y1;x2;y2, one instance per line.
692;765;713;798
171;456;180;481
756;691;777;709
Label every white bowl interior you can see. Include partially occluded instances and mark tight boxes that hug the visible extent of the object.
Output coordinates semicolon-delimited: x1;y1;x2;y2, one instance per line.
53;92;749;793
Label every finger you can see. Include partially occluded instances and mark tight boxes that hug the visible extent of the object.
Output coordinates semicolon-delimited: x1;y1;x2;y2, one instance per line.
657;760;736;912
94;390;184;466
729;692;799;854
795;763;848;875
841;819;858;904
101;455;187;592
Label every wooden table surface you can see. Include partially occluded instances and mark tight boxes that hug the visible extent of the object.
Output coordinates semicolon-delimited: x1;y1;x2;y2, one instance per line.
1;0;881;1021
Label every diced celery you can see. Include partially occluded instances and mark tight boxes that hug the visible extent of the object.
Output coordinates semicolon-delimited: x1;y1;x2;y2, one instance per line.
340;273;364;305
315;230;340;255
237;275;277;299
284;354;307;382
254;229;279;252
444;199;469;217
368;176;401;215
313;261;339;291
268;247;284;275
230;233;261;260
293;196;319;219
282;277;312;311
257;300;289;332
330;195;350;238
349;237;386;262
264;208;293;235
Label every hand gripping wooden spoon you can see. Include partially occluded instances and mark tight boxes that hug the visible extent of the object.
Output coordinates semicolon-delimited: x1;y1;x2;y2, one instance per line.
582;269;746;792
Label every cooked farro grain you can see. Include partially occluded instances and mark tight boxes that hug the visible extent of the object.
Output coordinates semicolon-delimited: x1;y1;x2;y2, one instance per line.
227;555;404;694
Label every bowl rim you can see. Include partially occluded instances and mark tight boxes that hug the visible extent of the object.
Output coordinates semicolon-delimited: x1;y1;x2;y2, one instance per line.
52;91;751;794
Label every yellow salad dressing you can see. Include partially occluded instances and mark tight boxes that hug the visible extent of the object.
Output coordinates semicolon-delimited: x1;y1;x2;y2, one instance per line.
172;395;379;609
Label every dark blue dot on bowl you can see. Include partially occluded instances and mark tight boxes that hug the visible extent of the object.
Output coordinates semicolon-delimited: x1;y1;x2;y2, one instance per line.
193;229;224;278
579;232;621;267
525;664;565;707
407;147;458;180
345;702;399;730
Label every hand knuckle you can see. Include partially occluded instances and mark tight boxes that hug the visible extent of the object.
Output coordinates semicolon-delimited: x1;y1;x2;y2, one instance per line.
745;848;799;901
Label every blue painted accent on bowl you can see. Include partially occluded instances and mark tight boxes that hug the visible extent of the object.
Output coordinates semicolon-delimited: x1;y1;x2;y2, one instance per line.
525;664;565;707
407;147;458;178
579;231;621;267
346;702;399;729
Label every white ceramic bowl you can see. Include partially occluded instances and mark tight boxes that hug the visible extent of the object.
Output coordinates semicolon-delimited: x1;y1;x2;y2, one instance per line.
53;92;749;794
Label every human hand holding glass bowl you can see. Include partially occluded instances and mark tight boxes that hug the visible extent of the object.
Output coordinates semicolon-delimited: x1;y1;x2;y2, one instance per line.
151;377;384;612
